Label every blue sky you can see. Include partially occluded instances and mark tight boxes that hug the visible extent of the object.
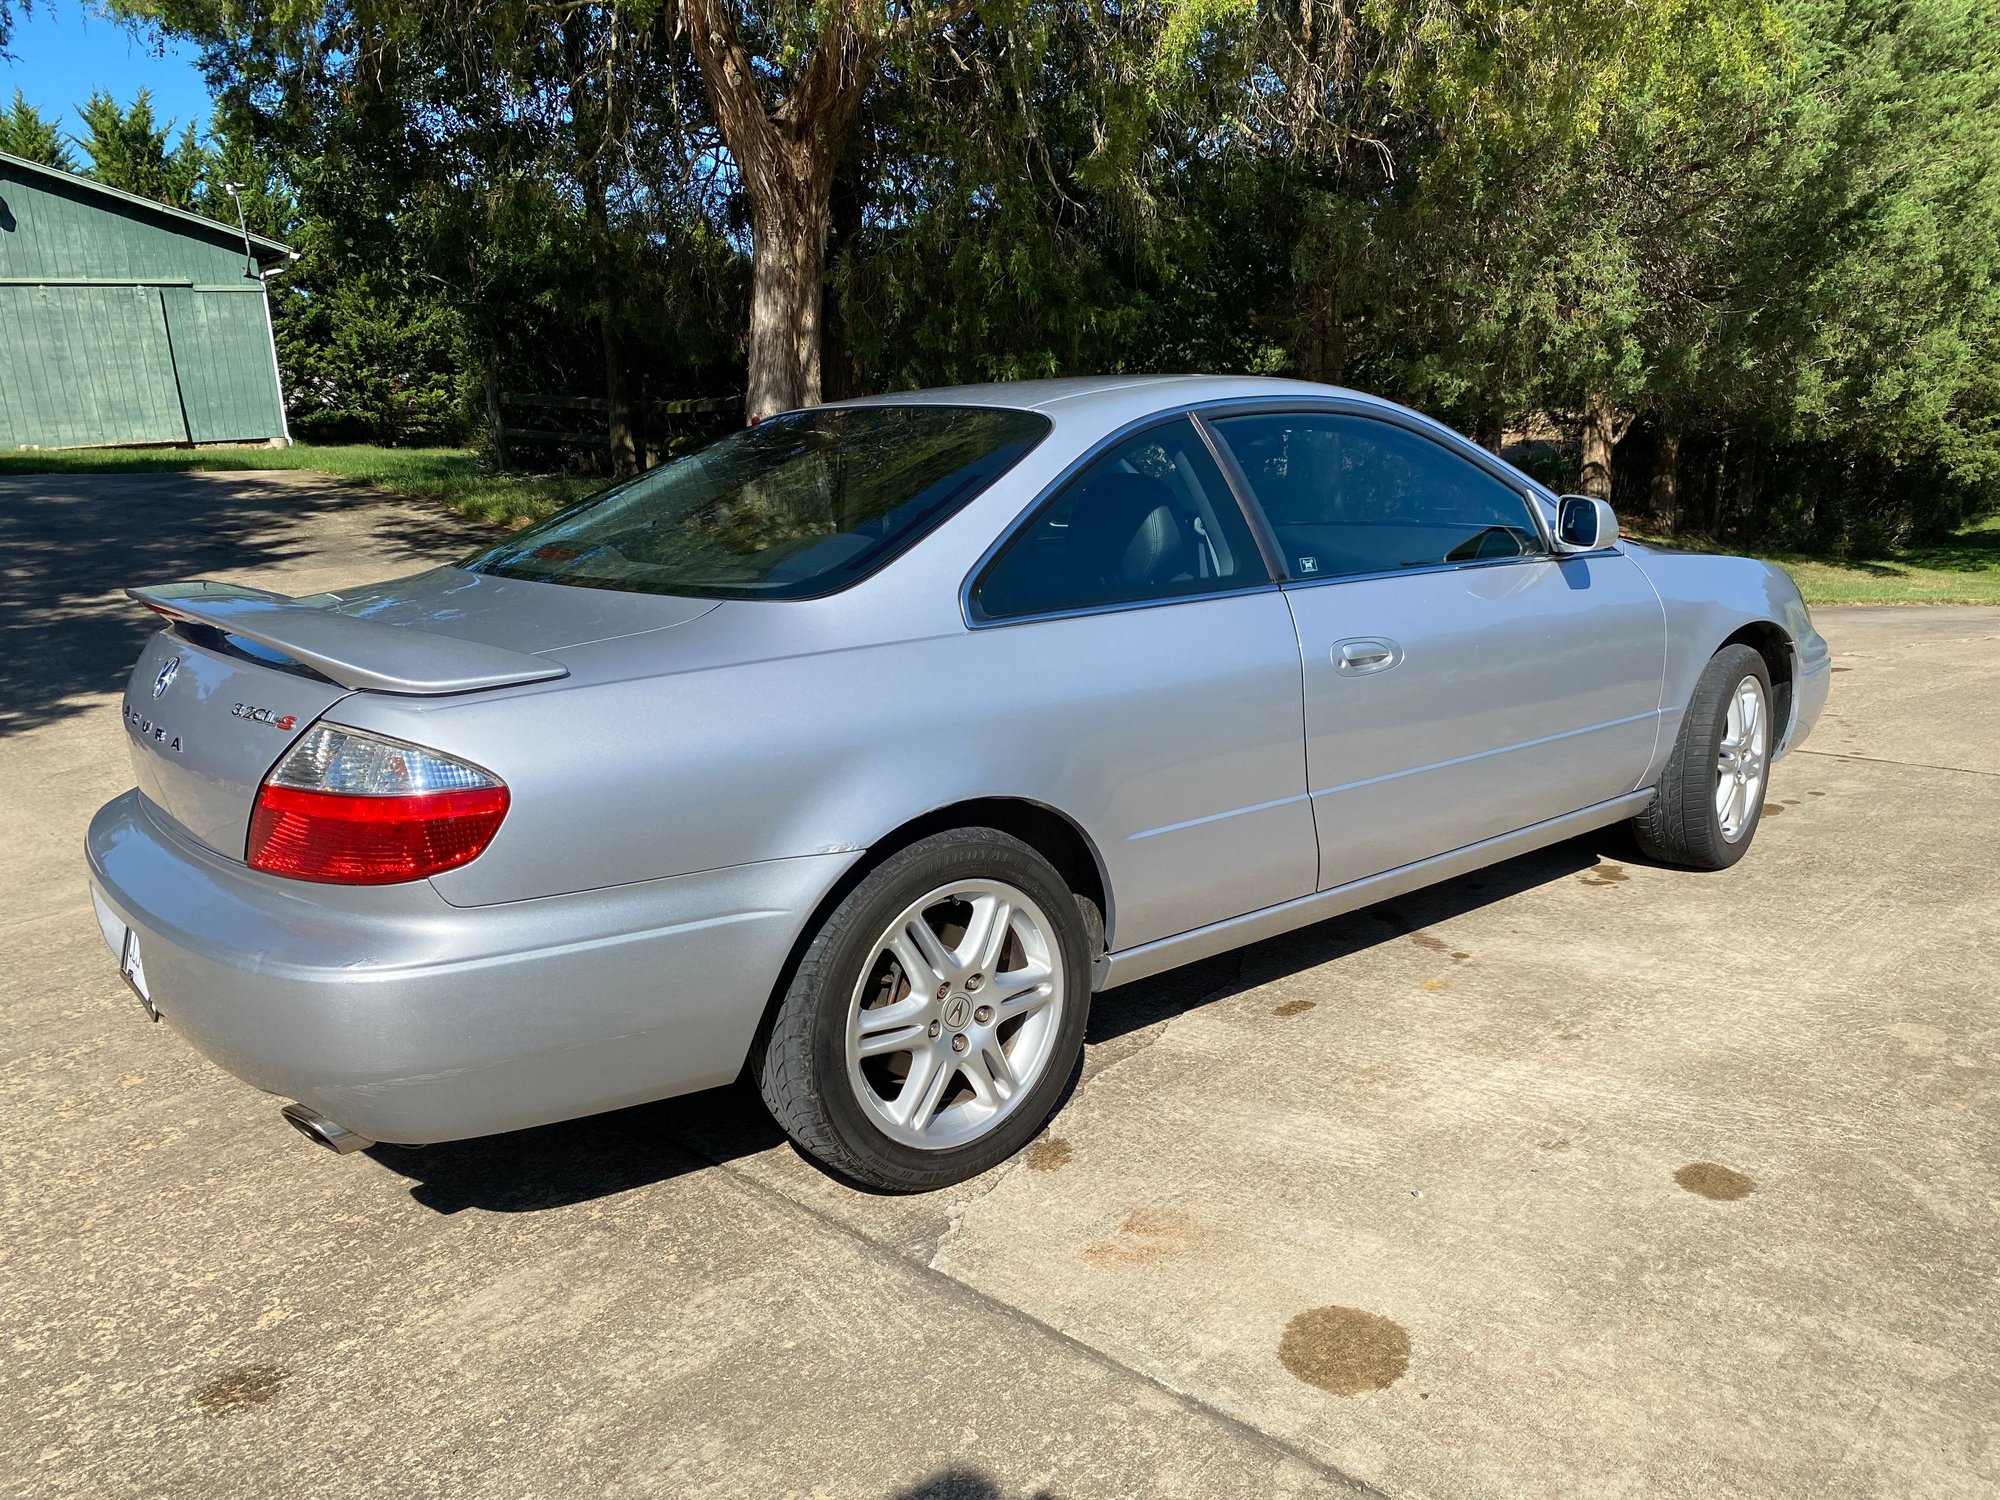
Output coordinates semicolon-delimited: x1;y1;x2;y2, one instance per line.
1;1;213;157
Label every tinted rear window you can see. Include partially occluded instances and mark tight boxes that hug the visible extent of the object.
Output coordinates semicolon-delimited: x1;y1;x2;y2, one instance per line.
464;404;1051;600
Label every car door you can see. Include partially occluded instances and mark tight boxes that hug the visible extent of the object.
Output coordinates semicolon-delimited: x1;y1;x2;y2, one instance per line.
966;415;1318;948
1206;405;1666;892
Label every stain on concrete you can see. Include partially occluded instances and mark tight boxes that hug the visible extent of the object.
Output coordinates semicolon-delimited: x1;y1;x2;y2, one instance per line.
1539;1137;1572;1152
1832;666;1852;672
1450;951;1470;961
1809;789;1827;797
1764;803;1784;816
1271;999;1317;1018
1579;862;1630;887
1084;1208;1192;1265
194;1366;288;1415
1024;1136;1071;1172
1278;1306;1411;1395
1675;1162;1755;1201
1409;932;1451;954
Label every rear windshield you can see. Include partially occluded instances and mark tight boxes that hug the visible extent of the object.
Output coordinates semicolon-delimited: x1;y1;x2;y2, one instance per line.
463;404;1051;600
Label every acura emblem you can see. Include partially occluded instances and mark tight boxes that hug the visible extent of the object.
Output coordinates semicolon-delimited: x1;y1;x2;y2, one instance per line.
151;656;181;698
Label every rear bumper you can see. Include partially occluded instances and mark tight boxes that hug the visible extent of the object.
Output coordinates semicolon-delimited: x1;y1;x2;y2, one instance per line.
85;790;853;1145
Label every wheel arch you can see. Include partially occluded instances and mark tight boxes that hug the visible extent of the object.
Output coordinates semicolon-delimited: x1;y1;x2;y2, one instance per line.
1719;619;1796;747
743;797;1114;1083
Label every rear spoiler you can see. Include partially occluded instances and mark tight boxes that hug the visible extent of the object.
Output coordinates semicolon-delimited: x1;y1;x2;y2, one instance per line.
129;581;569;695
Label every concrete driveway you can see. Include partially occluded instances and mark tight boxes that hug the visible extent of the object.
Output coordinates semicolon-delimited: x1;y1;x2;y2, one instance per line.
4;473;1995;1499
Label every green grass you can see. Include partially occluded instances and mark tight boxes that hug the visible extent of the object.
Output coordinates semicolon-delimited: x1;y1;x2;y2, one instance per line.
5;443;1998;605
0;443;596;527
1638;512;2000;606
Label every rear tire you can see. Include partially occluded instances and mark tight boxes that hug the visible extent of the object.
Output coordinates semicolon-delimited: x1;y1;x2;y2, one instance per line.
757;828;1092;1192
1633;643;1774;870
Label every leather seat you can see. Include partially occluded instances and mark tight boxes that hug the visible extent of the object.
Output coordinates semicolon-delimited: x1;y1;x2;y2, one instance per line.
1067;472;1191;589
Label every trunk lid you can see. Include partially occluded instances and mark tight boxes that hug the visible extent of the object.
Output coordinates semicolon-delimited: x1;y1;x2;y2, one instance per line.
122;569;719;860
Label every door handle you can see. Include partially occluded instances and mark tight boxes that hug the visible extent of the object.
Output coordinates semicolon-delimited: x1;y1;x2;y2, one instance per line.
1334;638;1402;674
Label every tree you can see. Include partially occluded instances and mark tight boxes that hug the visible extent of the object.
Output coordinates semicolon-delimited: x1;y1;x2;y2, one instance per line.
75;89;206;205
679;0;979;419
0;89;73;169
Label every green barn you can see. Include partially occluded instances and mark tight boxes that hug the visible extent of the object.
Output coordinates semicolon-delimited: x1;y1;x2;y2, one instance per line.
0;150;293;450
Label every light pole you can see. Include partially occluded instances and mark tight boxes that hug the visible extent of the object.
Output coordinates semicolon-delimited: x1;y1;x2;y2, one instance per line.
223;180;255;280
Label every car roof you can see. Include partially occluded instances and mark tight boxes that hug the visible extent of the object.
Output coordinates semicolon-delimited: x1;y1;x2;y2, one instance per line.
821;374;1399;418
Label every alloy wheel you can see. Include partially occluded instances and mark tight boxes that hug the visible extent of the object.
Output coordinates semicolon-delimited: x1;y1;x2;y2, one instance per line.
1715;674;1769;842
844;878;1066;1151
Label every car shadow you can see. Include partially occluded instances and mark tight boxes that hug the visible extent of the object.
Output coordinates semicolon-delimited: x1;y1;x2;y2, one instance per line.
0;470;492;738
375;826;1629;1215
1086;827;1623;1043
365;1086;789;1214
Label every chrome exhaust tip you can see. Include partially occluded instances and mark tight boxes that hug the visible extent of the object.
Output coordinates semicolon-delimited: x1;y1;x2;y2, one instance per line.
280;1102;374;1155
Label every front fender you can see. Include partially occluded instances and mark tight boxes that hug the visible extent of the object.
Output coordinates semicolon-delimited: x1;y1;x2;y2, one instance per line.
1623;544;1830;774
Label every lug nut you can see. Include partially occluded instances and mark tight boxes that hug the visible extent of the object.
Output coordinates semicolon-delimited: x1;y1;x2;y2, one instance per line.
928;1020;942;1038
951;1033;969;1053
936;982;951;1000
966;973;984;991
973;1005;994;1024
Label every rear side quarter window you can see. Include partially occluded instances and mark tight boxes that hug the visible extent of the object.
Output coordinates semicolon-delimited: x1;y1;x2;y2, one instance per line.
974;418;1270;621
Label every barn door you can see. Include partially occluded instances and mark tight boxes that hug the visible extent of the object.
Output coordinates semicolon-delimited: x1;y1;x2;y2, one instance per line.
159;286;284;443
0;284;189;448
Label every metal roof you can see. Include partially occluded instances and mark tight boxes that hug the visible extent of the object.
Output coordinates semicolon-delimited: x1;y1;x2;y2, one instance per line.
0;150;292;263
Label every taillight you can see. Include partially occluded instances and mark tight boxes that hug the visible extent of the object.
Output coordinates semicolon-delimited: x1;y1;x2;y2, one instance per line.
247;724;509;884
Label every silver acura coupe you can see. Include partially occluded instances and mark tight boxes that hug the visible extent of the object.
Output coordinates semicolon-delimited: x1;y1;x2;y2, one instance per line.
87;376;1829;1190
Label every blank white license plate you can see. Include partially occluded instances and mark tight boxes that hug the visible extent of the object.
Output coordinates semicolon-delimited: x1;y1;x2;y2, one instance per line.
91;886;159;1021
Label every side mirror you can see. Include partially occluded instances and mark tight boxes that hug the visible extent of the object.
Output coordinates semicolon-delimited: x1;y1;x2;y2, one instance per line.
1556;495;1618;552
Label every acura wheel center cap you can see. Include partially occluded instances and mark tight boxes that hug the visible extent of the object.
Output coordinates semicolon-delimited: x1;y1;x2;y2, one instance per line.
943;995;972;1030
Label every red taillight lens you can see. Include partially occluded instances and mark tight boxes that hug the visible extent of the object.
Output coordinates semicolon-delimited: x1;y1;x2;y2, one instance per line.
246;725;509;884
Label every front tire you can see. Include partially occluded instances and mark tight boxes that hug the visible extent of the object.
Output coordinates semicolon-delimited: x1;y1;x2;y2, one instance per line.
757;829;1092;1192
1633;643;1774;870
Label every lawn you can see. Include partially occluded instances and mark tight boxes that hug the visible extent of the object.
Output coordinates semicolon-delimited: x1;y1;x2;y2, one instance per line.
4;442;1997;606
1739;517;2000;605
1632;512;2000;606
0;443;598;528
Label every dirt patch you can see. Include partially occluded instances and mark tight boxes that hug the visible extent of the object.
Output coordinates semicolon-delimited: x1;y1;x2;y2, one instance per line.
1272;999;1317;1018
194;1366;288;1415
1278;1306;1411;1395
1675;1162;1755;1201
1024;1136;1071;1172
1084;1208;1192;1265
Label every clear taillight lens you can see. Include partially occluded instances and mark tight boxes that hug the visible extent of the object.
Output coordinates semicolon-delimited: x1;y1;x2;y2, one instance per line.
247;725;509;884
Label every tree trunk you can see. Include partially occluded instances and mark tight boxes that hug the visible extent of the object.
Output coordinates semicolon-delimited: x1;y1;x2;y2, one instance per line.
581;168;638;476
679;0;881;424
818;144;869;403
483;357;508;471
1577;391;1631;499
746;183;831;420
600;314;637;476
1649;422;1680;534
